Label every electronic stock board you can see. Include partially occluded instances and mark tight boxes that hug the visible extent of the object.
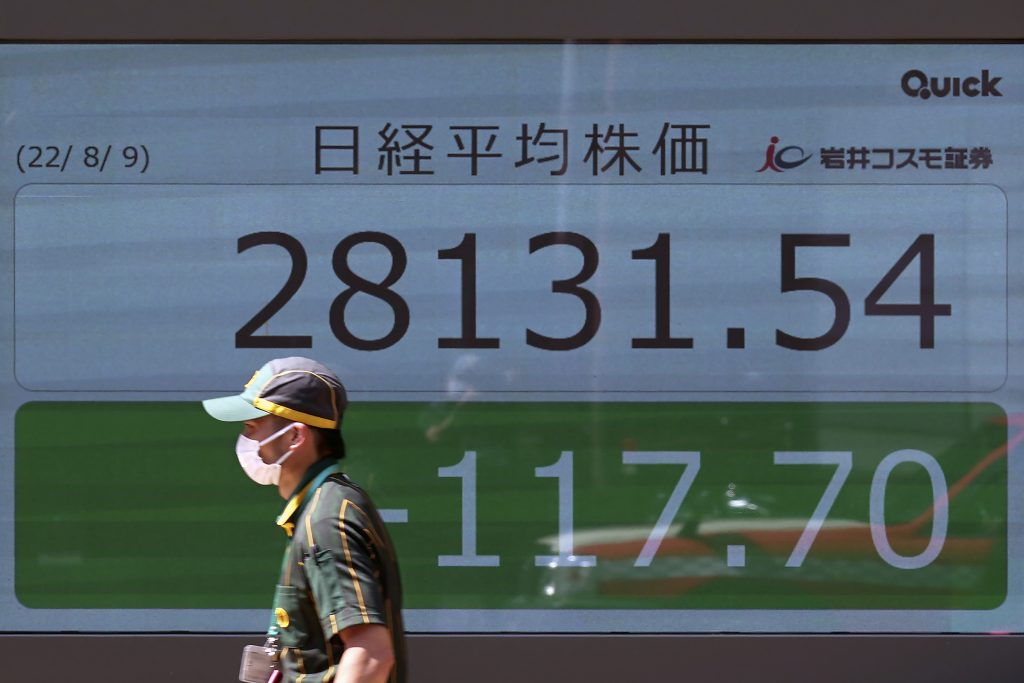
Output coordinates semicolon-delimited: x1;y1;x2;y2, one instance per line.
1;43;1022;634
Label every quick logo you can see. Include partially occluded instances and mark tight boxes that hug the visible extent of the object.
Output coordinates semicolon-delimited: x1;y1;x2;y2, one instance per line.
901;69;1003;99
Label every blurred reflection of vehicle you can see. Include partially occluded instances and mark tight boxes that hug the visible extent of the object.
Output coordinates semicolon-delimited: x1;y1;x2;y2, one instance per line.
534;419;1017;606
421;354;481;443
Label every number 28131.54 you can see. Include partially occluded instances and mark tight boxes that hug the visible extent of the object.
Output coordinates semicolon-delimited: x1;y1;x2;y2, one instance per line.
234;231;951;352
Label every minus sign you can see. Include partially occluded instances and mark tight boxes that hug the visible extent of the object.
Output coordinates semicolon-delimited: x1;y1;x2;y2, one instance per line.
380;509;408;523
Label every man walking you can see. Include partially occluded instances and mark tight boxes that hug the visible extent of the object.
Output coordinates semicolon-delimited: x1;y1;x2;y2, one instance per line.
203;357;406;683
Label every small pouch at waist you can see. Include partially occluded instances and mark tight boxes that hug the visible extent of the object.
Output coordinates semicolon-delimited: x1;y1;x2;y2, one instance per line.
239;642;277;683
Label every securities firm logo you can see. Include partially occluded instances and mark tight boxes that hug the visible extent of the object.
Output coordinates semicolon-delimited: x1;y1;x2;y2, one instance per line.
901;69;1003;99
757;136;813;172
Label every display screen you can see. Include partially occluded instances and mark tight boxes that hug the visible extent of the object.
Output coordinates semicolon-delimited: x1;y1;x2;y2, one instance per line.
1;43;1021;633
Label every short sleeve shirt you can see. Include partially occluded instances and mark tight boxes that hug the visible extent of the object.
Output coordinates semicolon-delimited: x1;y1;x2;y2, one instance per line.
271;462;406;683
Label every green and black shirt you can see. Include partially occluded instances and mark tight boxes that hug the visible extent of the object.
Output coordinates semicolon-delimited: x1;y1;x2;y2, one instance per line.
271;459;406;683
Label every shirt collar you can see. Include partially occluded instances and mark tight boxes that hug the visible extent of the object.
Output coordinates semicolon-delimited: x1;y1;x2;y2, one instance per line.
275;458;337;537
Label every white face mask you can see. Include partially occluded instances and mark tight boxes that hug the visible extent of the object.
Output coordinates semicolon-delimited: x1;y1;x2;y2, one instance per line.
235;422;301;486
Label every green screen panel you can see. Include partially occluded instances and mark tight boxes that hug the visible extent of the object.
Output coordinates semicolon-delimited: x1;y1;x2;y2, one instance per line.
15;401;1007;610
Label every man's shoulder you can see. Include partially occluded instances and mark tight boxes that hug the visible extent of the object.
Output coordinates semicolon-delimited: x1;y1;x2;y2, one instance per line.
298;473;390;552
312;472;379;518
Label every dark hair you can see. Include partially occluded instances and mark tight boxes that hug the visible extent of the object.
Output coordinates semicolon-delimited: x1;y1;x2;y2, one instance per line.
268;414;346;461
313;426;346;461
